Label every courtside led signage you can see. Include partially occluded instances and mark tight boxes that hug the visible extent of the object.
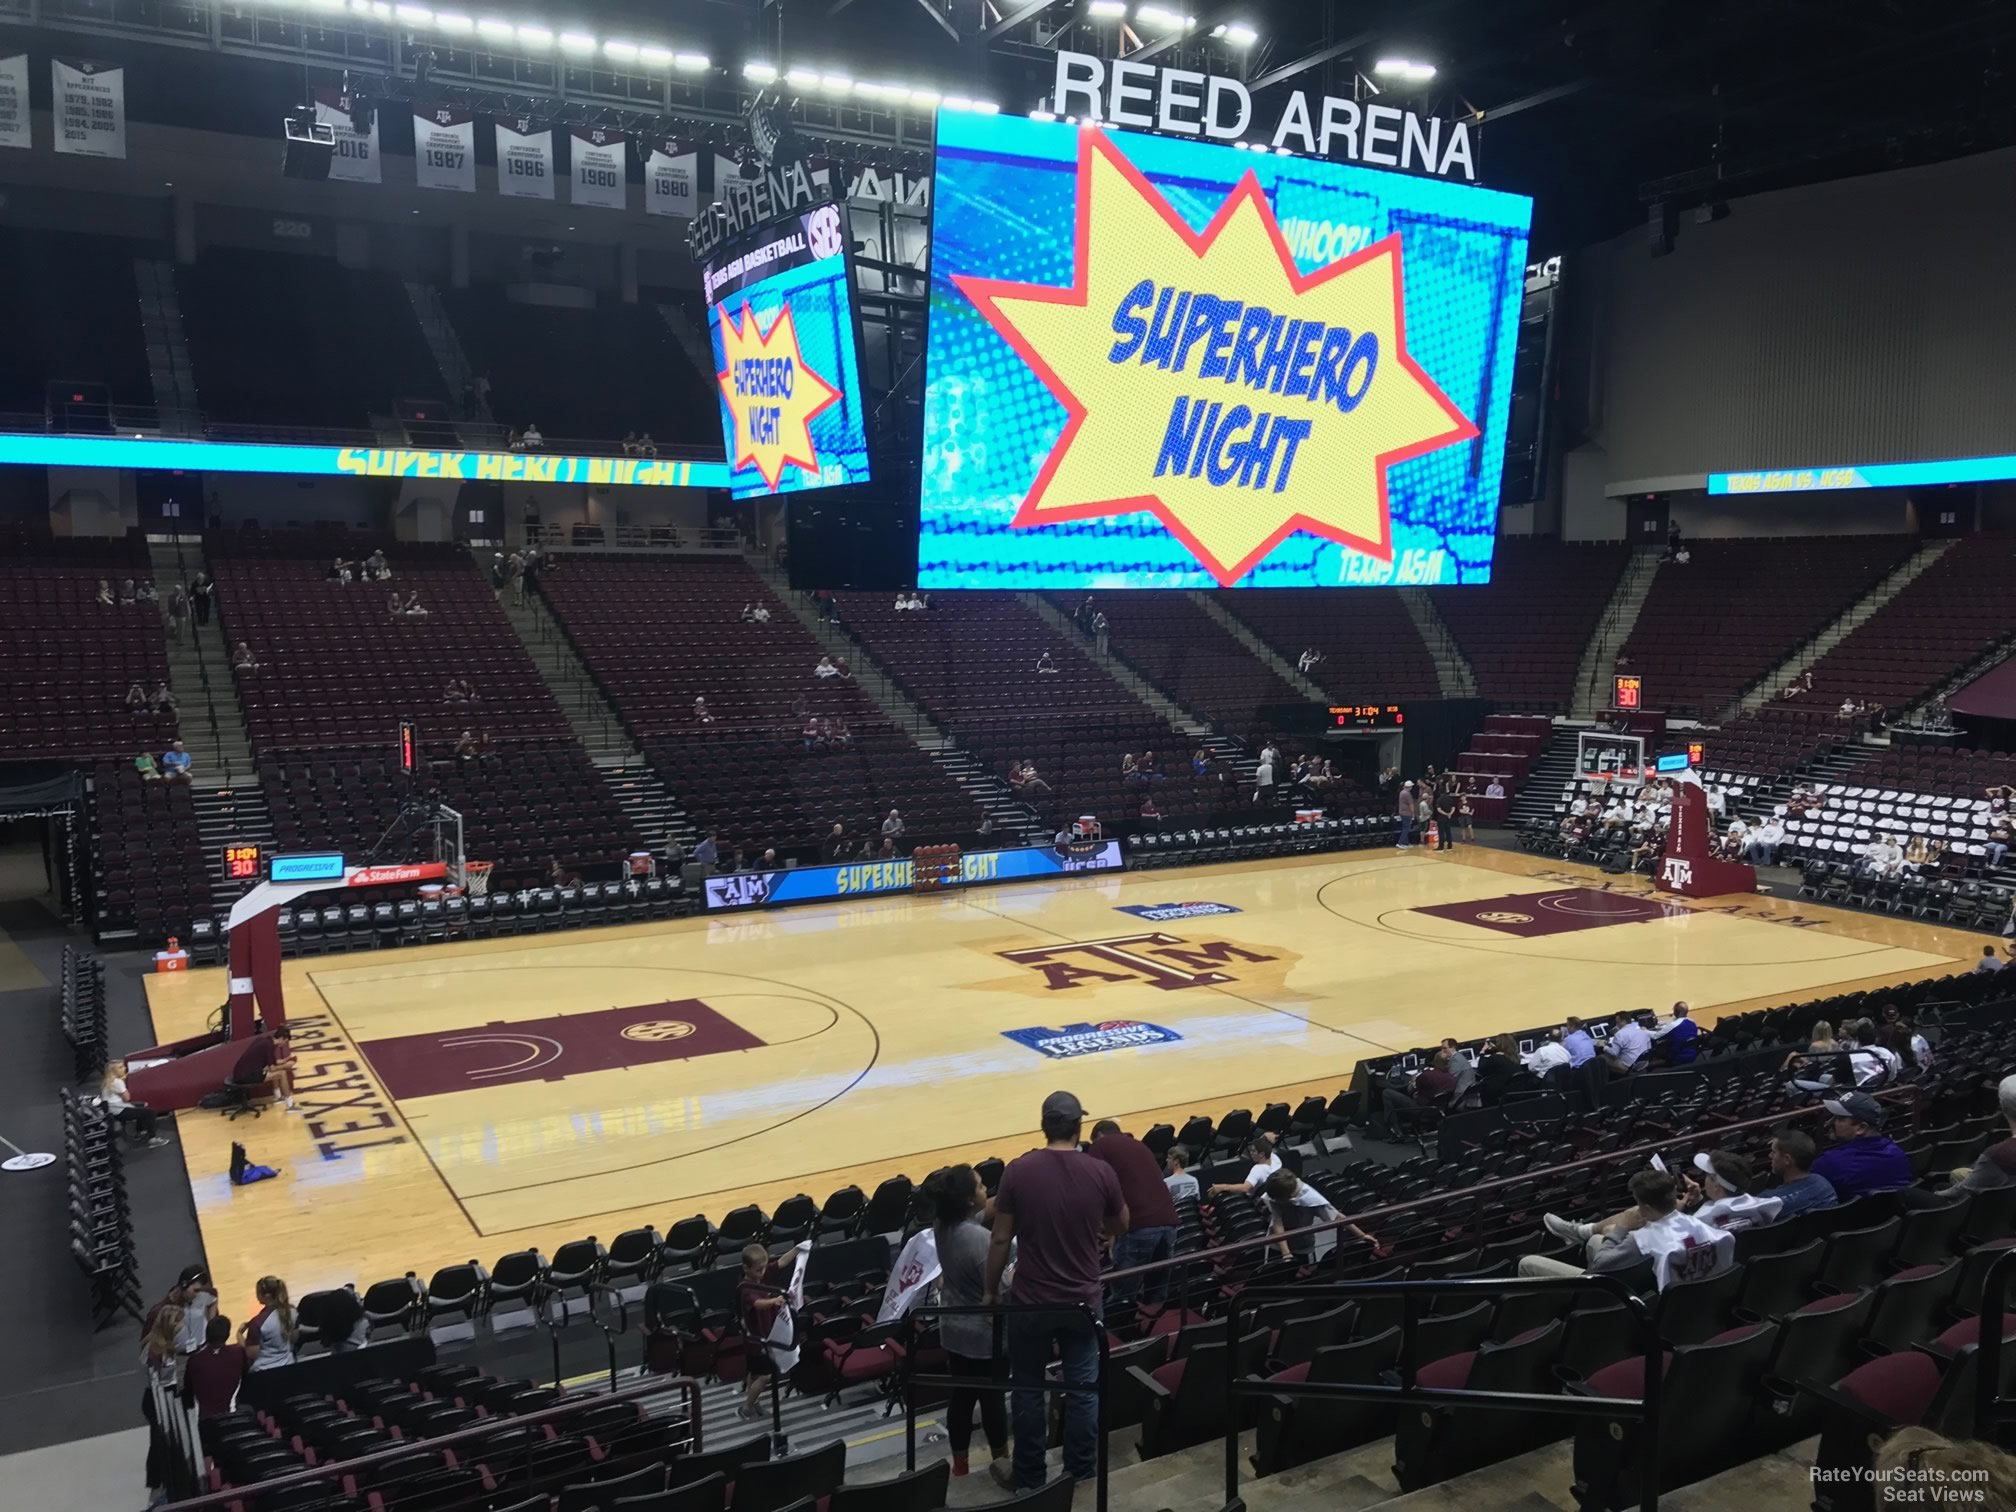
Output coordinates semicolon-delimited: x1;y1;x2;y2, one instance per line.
918;113;1530;588
269;851;347;883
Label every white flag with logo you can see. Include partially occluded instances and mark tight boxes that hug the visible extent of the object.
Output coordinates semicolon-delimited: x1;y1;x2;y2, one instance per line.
569;127;626;210
875;1229;941;1323
314;89;380;184
52;58;125;158
413;105;475;192
646;142;697;219
0;55;29;151
494;117;553;200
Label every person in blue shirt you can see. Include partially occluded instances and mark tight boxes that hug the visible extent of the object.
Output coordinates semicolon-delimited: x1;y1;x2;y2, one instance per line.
1763;1129;1838;1219
160;740;192;782
1654;1001;1701;1065
1562;1018;1597;1067
1812;1092;1913;1202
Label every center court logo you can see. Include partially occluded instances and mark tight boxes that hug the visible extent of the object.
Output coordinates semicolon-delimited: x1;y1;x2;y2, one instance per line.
1003;1020;1184;1059
998;931;1276;991
1116;900;1242;922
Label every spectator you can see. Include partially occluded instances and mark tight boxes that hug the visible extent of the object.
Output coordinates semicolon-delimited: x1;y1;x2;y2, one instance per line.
1265;1168;1377;1261
1091;609;1109;655
1369;1050;1459;1140
1602;1013;1654;1075
1035;651;1058;675
1525;1170;1730;1289
1209;1135;1285;1197
1942;1074;2016;1196
1812;1092;1912;1201
1416;785;1433;842
522;422;546;448
161;741;193;782
734;1244;784;1421
232;641;261;673
1253;747;1276;805
241;1277;298;1372
310;1287;367;1352
182;1315;248;1431
985;1090;1126;1492
1459;789;1476;842
1163;1146;1200;1205
140;1303;185;1503
1746;816;1787;865
1433;782;1457;850
444;676;475;704
1089;1119;1179;1304
233;1024;294;1110
1297;646;1323;674
1986;820;2011;870
637;432;658;456
622;431;640;455
165;585;189;642
546;856;583;889
1562;1017;1598;1067
116;577;137;606
1476;1033;1523;1100
814;655;839;679
1761;1129;1838;1218
125;681;149;710
1009;760;1052;796
137;579;158;605
876;838;897;860
150;681;177;714
401;591;430;619
1652;1001;1700;1064
693;832;719;874
749;601;771;623
693;695;715;724
96;577;114;607
99;1059;169;1147
1684;1151;1782;1230
1872;1428;2016;1510
1394;780;1416;847
926;1166;1010;1485
134;750;162;781
364;548;390;581
821;823;850;861
663;835;687;874
1521;1029;1571;1078
882;808;905;840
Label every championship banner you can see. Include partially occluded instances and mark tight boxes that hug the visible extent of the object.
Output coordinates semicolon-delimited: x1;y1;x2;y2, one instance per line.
918;112;1532;590
646;141;698;219
0;55;29;151
52;59;125;159
712;152;743;195
314;88;380;184
703;841;1124;910
413;105;475;193
494;116;553;200
568;127;626;210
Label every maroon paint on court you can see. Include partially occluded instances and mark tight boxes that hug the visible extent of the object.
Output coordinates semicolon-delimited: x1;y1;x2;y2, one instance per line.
358;999;765;1099
1411;888;1689;938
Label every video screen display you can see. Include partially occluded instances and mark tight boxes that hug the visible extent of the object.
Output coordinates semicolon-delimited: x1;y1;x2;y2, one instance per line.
919;112;1532;587
706;202;873;500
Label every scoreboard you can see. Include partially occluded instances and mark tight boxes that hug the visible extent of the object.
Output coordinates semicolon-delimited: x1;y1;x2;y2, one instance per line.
223;842;263;883
1329;704;1406;730
1613;675;1643;711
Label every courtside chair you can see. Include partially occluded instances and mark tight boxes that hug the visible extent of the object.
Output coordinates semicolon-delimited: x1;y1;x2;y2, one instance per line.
767;1195;818;1249
659;1216;716;1272
423;1262;488;1344
814;1186;864;1242
360;1273;425;1338
544;1237;608;1321
715;1205;769;1255
604;1227;663;1305
486;1249;549;1335
974;1156;1005;1194
859;1176;913;1238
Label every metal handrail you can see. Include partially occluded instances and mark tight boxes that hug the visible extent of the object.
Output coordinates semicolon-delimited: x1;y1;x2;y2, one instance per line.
156;1368;701;1510
899;1301;1111;1512
1216;1274;1662;1512
1976;1241;2016;1435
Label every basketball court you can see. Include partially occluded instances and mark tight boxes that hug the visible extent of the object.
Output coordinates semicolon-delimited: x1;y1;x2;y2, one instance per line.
144;846;1972;1312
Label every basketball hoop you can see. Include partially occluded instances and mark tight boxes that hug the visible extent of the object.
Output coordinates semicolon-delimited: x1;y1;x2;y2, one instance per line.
465;860;495;897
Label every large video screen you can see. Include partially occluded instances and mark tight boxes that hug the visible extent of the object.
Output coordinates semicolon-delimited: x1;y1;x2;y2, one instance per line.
919;112;1532;587
706;202;873;500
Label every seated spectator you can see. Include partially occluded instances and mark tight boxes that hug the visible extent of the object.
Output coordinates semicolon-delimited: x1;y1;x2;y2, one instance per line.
1562;1017;1598;1067
876;838;897;860
1812;1092;1912;1201
99;1059;168;1147
327;557;353;585
523;422;546;448
1942;1073;2016;1196
1522;1029;1571;1079
1296;647;1323;674
636;432;658;456
1035;651;1058;674
182;1315;248;1430
1761;1129;1837;1218
547;856;583;888
96;578;114;606
134;750;162;781
1369;1049;1459;1140
882;808;905;840
444;676;475;704
814;654;839;679
311;1287;368;1352
1163;1146;1200;1204
1976;945;2007;975
150;681;177;714
125;681;149;710
1138;751;1163;782
454;729;479;762
241;1278;298;1372
364;548;390;581
622;431;640;455
693;695;715;724
1652;1001;1699;1064
506;428;525;451
402;591;429;619
1746;817;1787;865
1602;1013;1655;1075
1191;747;1213;777
1683;1151;1782;1230
1988;821;2012;870
1009;760;1052;795
119;578;137;606
1138;792;1161;820
137;580;158;604
1120;752;1138;779
1525;1169;1730;1289
233;1025;294;1109
232;642;261;672
1476;1033;1524;1100
1208;1136;1284;1198
750;602;770;623
161;742;193;782
829;718;852;749
1265;1168;1375;1261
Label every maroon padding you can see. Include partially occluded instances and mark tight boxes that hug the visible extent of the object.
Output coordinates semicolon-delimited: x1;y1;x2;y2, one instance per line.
1415;1351;1476;1390
1792;1291;1866;1317
1891;1263;1949;1281
1411;888;1688;938
1149;1309;1204;1338
1836;1351;1940;1421
1586;1351;1673;1398
1707;1323;1773;1347
1151;1358;1186;1392
1268;1361;1311;1386
1934;1316;2016;1351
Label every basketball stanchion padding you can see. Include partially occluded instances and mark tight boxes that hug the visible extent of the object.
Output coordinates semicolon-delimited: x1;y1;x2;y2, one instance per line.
465;860;495;897
911;845;961;892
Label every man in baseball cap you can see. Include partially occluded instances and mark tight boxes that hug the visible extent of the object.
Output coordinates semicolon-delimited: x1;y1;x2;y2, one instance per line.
1812;1092;1912;1202
986;1090;1127;1491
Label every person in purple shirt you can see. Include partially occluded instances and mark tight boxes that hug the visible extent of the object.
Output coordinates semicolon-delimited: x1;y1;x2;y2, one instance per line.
1811;1092;1913;1202
987;1091;1126;1491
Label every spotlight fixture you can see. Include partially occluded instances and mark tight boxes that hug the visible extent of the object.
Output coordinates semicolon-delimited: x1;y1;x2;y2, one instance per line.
1088;0;1128;15
1211;21;1258;45
1372;57;1438;82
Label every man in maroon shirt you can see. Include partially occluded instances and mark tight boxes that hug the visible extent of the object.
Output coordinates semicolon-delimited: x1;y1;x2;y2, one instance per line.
986;1090;1126;1491
182;1315;248;1449
1089;1119;1179;1305
1371;1048;1459;1141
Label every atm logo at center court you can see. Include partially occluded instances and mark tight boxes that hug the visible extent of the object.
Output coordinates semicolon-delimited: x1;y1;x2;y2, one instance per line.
997;931;1275;992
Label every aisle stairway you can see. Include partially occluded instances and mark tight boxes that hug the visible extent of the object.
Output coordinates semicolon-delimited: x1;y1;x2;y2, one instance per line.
1507;724;1586;827
148;536;254;787
1020;591;1209;735
1186;593;1330;704
1397;588;1477;698
1726;539;1957;720
1571;551;1661;718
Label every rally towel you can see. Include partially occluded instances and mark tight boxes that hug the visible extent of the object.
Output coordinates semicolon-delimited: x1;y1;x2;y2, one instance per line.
876;1229;941;1323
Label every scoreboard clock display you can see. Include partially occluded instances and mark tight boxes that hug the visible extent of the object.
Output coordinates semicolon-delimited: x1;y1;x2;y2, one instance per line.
1329;704;1407;730
223;842;263;883
1613;675;1643;710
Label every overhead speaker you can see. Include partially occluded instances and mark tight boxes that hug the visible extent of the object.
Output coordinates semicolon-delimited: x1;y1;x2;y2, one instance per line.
282;116;335;181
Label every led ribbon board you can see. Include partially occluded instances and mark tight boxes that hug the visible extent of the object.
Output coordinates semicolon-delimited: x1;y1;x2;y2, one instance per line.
918;112;1531;588
1709;453;2016;495
0;434;731;488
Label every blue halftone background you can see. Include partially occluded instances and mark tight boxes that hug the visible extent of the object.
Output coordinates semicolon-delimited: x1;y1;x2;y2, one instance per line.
708;252;873;500
919;113;1532;588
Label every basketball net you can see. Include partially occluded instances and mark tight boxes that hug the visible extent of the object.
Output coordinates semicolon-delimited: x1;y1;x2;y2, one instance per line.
465;861;495;897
